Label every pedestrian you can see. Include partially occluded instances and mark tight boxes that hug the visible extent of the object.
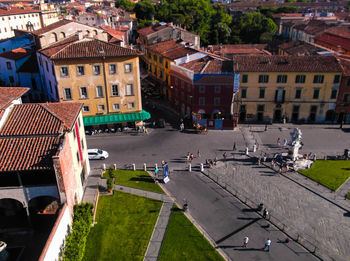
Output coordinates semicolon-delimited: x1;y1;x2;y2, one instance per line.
197;149;201;158
223;152;227;161
243;236;249;248
253;143;257;152
186;152;190;162
214;157;217;165
263;153;267;162
258;157;261;166
180;122;184;132
263;208;269;219
283;138;287;146
277;138;280;146
155;167;159;177
264;238;271;251
271;159;275;168
145;128;148;135
233;142;237;151
245;147;249;155
190;153;194;161
278;166;282;176
264;124;267;131
285;164;289;172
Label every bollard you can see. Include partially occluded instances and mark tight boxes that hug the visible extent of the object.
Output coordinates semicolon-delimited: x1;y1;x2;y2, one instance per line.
143;163;147;171
200;163;204;172
188;163;192;172
102;164;106;170
155;163;158;170
114;164;117;170
132;163;136;171
253;144;257;152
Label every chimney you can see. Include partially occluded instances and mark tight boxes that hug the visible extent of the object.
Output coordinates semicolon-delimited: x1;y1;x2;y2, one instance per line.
78;30;83;40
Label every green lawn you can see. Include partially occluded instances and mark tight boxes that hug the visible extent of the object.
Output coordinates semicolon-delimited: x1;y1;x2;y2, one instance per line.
84;191;162;261
103;169;164;194
158;207;224;261
299;160;350;191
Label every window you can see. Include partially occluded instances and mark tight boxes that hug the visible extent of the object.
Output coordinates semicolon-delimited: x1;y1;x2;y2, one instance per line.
113;103;120;110
49;81;52;93
148;52;151;58
257;104;265;112
127;102;135;109
124;63;132;73
109;64;116;74
6;62;11;70
344;93;349;102
159;57;163;65
313;75;324;84
98;104;105;112
241;88;247;98
214;97;220;105
31;78;37;90
333;75;340;84
347;78;350;87
80;87;88;99
76;152;80;163
165;74;169;83
313;88;320;99
93;65;101;75
331;89;337;99
60;67;69;77
165;61;168;69
295;75;306;83
258;75;269;83
77;66;85;76
153;55;157;62
277;75;287;83
242;74;248;83
125;84;134;96
199;86;205;93
83;106;90;112
259;88;265;98
111;85;118;96
64;88;72;100
199;97;205;105
9;76;14;83
160;69;163;79
46;61;49;71
214;86;221;94
295;88;302;99
96;86;103;97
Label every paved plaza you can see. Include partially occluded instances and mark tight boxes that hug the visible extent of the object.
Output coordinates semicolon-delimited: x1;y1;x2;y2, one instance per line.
85;120;350;261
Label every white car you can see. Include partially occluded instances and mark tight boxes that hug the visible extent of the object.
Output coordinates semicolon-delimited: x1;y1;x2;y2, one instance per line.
87;149;109;160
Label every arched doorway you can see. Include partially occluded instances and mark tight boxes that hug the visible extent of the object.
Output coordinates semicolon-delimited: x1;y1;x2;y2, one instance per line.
0;198;28;228
49;32;57;44
273;105;282;122
28;196;59;229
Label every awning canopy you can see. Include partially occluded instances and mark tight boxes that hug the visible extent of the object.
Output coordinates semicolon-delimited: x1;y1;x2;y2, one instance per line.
83;110;151;126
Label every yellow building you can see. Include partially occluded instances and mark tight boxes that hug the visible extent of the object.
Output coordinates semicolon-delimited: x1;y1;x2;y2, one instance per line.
144;40;197;100
233;55;342;123
39;36;150;127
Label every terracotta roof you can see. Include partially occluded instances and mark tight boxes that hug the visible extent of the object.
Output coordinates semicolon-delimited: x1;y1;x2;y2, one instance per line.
0;87;29;111
0;7;39;16
233;55;342;73
211;44;267;52
294;20;330;35
181;56;233;74
278;40;321;55
31;19;72;35
41;38;139;59
146;40;183;54
339;58;350;75
324;26;350;39
315;32;350;52
164;47;197;60
42;102;83;131
137;24;167;36
0;48;33;60
102;26;125;41
0;136;60;171
39;35;79;57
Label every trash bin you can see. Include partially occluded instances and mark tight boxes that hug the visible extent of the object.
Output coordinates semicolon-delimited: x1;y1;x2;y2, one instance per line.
258;203;264;211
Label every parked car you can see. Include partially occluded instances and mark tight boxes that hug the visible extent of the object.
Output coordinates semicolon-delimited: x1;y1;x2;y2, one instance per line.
87;149;109;160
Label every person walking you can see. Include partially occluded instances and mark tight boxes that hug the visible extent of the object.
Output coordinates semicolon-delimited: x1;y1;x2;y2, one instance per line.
190;153;194;161
263;208;269;219
197;149;201;158
243;236;249;248
223;152;227;161
180;122;184;132
277;138;281;146
271;159;275;168
263;153;267;162
264;238;271;251
245;147;249;155
283;138;287;146
233;142;237;151
253;143;257;153
258;157;261;166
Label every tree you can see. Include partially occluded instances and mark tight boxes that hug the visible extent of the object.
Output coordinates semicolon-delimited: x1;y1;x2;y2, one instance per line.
234;12;277;43
115;0;135;11
276;6;299;13
134;0;155;20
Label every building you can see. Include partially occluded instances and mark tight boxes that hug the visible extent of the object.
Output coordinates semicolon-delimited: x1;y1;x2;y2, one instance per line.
0;32;34;54
0;87;89;221
336;59;350;123
278;40;331;56
206;44;270;58
232;55;342;123
137;23;200;52
38;36;150;128
170;51;236;129
290;20;332;43
76;12;107;27
314;26;350;55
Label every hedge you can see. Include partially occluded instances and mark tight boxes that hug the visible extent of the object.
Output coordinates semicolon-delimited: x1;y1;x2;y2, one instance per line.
63;203;94;261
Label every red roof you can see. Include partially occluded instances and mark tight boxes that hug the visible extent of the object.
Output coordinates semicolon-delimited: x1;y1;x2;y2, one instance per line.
233;55;342;73
339;58;350;75
39;35;79;58
324;26;350;39
0;87;29;110
146;40;183;54
0;7;39;16
101;26;125;41
137;24;167;36
0;48;33;60
181;56;232;74
31;19;72;35
315;33;350;52
0;136;60;171
40;38;139;60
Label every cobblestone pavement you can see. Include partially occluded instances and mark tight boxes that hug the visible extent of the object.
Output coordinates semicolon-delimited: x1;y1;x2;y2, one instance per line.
202;127;350;261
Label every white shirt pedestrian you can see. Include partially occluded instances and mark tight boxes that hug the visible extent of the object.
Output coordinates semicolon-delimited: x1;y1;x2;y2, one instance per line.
264;239;271;251
243;236;249;248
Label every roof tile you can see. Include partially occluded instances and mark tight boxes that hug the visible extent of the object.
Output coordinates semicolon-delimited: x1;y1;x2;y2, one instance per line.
0;87;29;111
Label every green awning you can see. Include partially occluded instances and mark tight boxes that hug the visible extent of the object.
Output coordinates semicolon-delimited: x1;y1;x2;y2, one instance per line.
83;110;151;126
